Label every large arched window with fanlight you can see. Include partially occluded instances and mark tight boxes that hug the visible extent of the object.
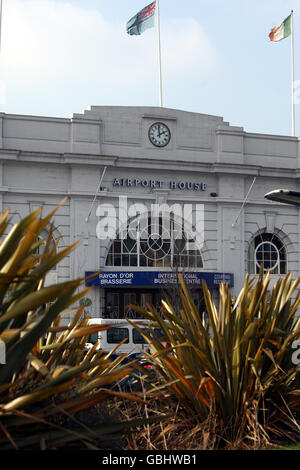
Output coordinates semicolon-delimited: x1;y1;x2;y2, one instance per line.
248;232;286;274
106;214;203;269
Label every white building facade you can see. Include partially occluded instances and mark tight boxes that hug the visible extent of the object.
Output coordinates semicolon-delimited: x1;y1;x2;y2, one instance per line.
0;106;299;320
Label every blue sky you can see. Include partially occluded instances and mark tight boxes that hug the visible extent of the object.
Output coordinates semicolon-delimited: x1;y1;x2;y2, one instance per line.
0;0;299;136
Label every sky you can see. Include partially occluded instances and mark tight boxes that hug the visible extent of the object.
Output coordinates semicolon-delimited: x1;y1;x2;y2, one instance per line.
0;0;299;136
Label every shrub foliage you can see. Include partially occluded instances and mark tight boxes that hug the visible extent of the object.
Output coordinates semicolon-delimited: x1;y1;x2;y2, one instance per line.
130;269;300;447
0;203;148;450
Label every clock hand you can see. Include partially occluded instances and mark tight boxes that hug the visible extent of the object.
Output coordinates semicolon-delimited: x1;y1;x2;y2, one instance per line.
158;131;167;138
158;129;168;138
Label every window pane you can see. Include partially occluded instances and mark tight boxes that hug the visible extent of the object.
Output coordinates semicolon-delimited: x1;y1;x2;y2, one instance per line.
163;255;172;267
106;253;113;266
114;255;121;266
107;328;129;344
251;234;286;275
88;333;98;344
124;238;136;253
197;256;203;268
140;293;153;309
106;293;120;317
122;254;129;266
180;255;188;267
140;255;147;266
133;328;148;344
140;241;148;252
114;240;121;252
124;293;137;318
174;239;185;253
162;241;171;253
154;328;165;340
264;260;271;269
130;255;138;266
280;261;286;273
105;215;204;268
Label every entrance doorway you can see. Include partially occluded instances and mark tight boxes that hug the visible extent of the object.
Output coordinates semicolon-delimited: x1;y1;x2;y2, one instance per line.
103;288;205;319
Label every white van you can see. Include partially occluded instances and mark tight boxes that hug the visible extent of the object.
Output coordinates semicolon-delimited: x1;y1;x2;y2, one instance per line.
86;318;165;355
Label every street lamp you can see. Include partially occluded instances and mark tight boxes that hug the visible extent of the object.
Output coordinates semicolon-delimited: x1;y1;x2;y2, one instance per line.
264;189;300;207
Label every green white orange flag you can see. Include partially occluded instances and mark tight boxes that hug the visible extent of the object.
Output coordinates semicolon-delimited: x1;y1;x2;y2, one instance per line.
269;14;292;42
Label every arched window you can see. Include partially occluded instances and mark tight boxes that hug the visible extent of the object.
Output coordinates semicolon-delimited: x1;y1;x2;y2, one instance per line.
248;232;286;274
106;214;203;269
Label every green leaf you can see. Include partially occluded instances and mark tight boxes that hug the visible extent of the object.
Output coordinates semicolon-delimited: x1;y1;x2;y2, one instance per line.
0;284;80;385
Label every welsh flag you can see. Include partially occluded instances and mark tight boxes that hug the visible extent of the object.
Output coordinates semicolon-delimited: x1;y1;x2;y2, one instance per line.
269;14;291;42
126;1;156;36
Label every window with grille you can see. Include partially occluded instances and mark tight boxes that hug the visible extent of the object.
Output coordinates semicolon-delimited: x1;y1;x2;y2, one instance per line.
106;215;203;269
248;232;286;274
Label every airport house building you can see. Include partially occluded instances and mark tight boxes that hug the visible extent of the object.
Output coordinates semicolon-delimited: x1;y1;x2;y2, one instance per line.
0;105;299;321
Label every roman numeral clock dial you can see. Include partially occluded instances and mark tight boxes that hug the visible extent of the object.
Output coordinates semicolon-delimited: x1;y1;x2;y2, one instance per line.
148;122;171;147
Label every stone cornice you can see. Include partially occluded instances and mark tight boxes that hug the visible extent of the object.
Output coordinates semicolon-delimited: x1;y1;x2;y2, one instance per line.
0;185;294;209
0;149;299;179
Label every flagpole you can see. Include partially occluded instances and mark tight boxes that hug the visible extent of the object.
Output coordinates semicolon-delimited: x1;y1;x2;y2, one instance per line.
156;0;163;107
0;0;3;53
291;10;295;136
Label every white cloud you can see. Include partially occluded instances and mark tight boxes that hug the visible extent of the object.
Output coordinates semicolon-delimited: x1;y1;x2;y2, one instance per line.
0;0;218;114
162;18;217;77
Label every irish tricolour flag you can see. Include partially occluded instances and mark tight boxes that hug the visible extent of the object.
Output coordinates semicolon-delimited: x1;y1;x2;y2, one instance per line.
269;14;291;42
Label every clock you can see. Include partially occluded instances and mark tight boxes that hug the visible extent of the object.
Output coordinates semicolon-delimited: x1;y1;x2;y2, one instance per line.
148;122;171;147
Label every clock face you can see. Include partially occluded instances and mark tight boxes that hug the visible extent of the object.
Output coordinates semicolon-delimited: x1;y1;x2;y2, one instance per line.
148;122;171;147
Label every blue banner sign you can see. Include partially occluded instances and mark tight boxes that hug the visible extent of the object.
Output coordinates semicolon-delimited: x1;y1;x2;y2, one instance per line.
85;271;234;288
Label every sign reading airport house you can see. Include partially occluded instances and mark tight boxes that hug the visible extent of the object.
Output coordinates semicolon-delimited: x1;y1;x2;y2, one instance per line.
113;178;207;191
